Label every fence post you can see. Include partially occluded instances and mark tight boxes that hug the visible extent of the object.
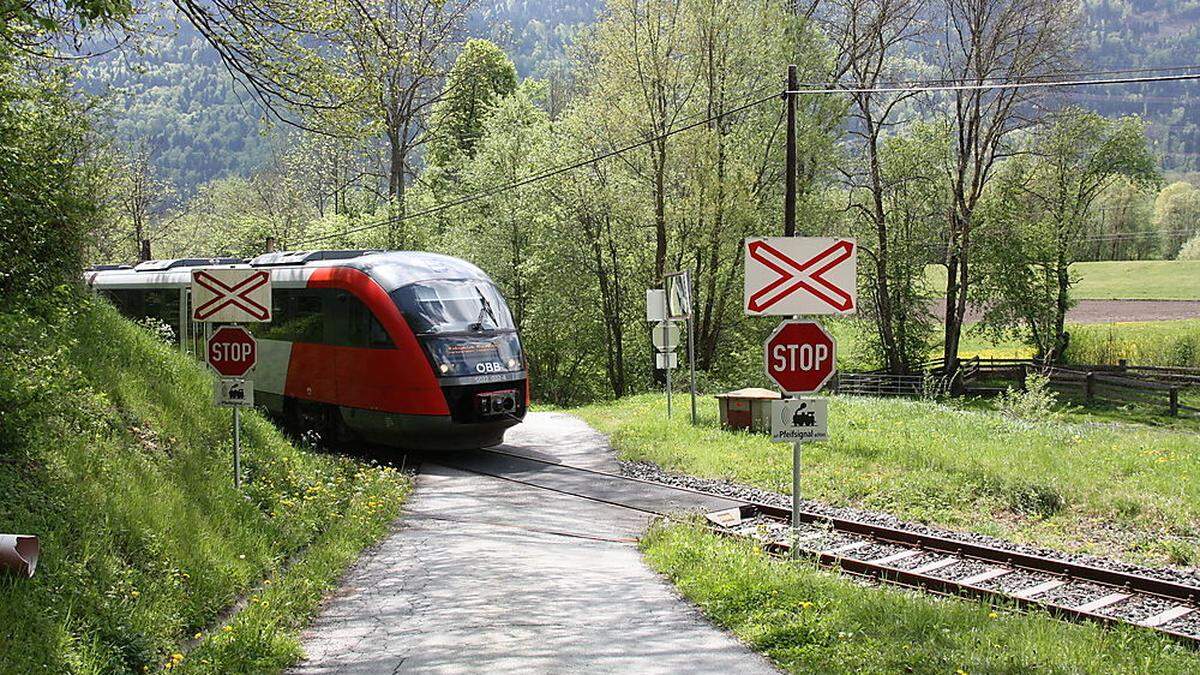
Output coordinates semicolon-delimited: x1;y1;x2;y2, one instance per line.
1118;358;1127;373
1084;372;1095;401
1170;388;1179;417
1019;364;1028;391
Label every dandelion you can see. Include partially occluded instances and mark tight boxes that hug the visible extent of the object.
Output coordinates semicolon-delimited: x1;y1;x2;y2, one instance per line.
223;625;233;633
193;632;202;640
988;611;998;619
130;590;140;598
800;601;814;610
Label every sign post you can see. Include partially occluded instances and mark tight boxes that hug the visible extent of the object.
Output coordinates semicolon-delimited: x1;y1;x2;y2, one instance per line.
744;236;855;553
665;271;696;424
192;268;271;489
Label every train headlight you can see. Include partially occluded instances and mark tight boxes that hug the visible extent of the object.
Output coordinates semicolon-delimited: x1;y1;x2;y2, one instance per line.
506;358;518;369
439;363;451;374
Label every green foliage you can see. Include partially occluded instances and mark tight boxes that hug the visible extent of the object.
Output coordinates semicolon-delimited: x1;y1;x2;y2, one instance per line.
0;297;409;673
996;372;1063;422
974;110;1159;360
1178;232;1200;261
0;53;103;311
1064;319;1200;369
427;38;518;168
641;522;1200;673
575;392;1200;564
1153;180;1200;258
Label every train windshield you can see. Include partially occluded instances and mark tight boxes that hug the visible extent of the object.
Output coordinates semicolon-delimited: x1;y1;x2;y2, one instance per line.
392;280;516;335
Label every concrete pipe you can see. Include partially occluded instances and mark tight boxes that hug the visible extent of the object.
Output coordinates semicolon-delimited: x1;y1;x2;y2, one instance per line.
0;534;39;577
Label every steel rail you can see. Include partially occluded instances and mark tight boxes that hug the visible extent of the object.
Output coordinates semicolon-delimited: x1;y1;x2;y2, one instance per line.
451;448;1200;646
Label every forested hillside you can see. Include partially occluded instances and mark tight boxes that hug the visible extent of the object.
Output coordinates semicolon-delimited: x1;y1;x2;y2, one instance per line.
76;20;271;190
1080;0;1200;171
77;0;1200;192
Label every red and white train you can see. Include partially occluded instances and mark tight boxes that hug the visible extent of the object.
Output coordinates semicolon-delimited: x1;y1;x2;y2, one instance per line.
86;250;527;450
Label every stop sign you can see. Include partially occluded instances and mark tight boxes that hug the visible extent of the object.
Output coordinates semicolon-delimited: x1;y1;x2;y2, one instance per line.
207;326;257;378
764;320;837;394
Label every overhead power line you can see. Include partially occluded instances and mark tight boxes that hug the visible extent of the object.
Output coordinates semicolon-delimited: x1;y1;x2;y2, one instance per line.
293;91;783;246
786;71;1200;96
292;70;1200;248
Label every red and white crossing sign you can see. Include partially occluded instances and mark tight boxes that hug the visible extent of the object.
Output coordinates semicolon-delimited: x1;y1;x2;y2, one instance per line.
207;326;258;378
744;237;856;316
191;268;272;323
764;320;836;395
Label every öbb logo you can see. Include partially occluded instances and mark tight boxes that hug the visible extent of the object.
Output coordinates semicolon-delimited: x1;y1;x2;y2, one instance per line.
476;362;507;374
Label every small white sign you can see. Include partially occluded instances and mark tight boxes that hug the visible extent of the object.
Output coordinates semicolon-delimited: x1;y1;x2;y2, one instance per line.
771;398;828;443
651;321;681;352
744;237;856;316
214;378;255;408
192;268;273;323
646;289;667;322
665;271;692;319
655;352;678;370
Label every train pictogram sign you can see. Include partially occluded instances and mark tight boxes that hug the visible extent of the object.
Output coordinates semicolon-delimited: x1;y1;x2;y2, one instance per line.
744;237;856;316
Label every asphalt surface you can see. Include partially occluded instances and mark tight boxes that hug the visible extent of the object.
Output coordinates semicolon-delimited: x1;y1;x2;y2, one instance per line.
289;412;776;674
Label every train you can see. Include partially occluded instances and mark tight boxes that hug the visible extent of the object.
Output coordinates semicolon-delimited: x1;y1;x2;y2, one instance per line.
85;250;528;450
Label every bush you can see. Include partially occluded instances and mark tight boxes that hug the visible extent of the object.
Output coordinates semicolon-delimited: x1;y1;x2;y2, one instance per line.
0;55;102;313
996;372;1062;421
1177;233;1200;261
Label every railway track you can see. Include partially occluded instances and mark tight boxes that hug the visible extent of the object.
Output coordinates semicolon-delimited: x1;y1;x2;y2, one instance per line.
439;448;1200;647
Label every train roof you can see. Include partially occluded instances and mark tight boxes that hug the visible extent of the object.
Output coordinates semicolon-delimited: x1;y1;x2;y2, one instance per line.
85;250;494;292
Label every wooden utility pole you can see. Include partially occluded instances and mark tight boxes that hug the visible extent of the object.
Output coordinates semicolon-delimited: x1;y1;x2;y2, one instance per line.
784;64;798;236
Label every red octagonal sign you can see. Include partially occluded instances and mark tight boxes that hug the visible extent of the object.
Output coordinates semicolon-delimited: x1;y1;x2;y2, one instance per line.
207;326;257;378
764;320;837;395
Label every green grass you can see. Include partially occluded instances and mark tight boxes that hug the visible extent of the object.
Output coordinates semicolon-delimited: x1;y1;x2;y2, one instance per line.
642;522;1200;673
575;393;1200;565
0;298;409;674
926;260;1200;300
1064;320;1200;369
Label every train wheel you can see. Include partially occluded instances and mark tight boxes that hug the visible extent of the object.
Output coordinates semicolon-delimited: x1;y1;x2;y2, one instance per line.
284;399;345;448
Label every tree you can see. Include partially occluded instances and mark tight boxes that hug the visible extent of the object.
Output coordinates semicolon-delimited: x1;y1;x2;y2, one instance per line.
427;38;518;168
936;0;1076;378
336;0;475;247
976;110;1158;362
825;0;933;374
1152;181;1200;258
113;143;178;260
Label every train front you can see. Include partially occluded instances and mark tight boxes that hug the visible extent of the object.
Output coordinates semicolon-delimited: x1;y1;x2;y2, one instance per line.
390;274;528;449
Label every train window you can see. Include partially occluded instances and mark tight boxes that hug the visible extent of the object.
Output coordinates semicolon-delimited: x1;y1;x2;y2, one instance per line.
391;281;515;335
256;289;323;343
104;289;144;316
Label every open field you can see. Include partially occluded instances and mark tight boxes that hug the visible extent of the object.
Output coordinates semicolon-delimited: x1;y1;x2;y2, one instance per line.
926;260;1200;301
573;393;1200;566
0;301;410;673
642;523;1200;673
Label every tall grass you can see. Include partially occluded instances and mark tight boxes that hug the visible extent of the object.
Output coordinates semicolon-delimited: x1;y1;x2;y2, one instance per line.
1064;320;1200;368
0;299;409;673
643;522;1200;673
575;393;1200;565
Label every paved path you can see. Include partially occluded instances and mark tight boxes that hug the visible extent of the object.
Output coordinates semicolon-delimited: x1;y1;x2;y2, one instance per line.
289;413;776;674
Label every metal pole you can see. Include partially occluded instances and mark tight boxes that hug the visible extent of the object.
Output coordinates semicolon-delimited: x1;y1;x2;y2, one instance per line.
233;406;242;489
792;439;801;557
666;359;673;419
688;316;697;424
784;64;798;237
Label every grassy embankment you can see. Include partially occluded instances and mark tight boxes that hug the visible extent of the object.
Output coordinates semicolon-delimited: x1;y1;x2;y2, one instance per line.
1064;319;1200;369
0;299;409;674
574;393;1200;566
642;522;1200;673
925;259;1200;300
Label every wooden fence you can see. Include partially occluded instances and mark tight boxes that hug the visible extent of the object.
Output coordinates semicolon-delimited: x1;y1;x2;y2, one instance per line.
833;357;1199;417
